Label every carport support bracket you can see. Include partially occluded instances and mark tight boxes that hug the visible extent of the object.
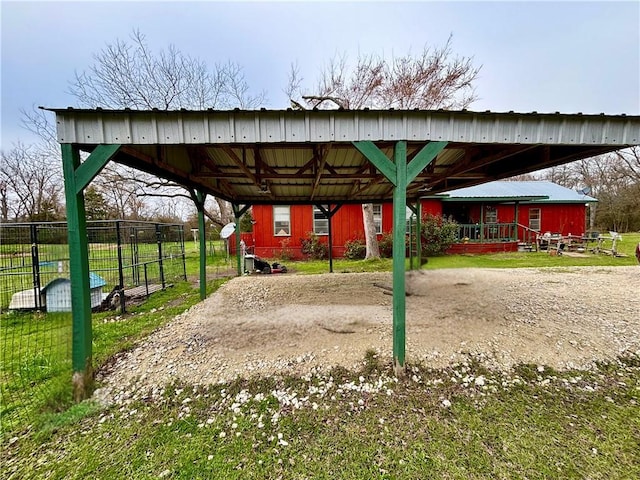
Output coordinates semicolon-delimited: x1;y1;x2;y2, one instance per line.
353;140;447;374
62;143;121;401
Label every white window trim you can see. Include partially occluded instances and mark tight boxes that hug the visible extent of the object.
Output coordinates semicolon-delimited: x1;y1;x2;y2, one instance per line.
485;205;498;223
529;208;541;231
273;205;291;237
313;205;329;235
373;204;382;235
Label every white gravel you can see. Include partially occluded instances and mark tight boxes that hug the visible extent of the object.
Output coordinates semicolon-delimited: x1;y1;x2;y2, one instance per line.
95;266;640;401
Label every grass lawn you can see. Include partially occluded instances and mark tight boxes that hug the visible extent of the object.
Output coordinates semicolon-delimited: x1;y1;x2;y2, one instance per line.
2;353;639;479
286;232;640;273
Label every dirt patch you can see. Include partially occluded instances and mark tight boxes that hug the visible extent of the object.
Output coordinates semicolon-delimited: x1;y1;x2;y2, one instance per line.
96;267;640;393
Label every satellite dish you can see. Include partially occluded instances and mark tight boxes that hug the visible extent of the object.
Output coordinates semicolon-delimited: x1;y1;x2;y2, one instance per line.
579;186;592;195
220;222;236;239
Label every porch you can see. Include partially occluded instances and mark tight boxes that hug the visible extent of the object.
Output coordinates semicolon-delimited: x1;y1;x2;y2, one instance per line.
448;222;539;254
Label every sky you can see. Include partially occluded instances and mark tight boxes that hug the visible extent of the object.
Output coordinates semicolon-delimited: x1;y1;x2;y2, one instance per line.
1;0;639;150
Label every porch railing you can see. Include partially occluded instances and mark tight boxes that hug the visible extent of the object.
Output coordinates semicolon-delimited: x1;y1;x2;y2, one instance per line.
455;223;540;244
456;223;518;243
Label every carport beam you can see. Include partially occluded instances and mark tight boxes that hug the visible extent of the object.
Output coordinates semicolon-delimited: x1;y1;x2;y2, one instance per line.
353;140;447;373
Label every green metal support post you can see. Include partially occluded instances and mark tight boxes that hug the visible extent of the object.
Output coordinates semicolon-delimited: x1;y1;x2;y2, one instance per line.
194;191;207;300
416;200;422;267
408;208;413;270
514;202;520;241
232;204;251;276
391;142;408;373
407;202;423;271
353;140;447;375
61;143;120;400
480;202;485;242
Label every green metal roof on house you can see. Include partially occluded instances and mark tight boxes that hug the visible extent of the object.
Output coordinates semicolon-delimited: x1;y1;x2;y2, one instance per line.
440;181;597;203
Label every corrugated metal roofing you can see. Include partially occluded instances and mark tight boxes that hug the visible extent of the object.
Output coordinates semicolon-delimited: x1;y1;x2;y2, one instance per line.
44;107;640;204
442;181;597;203
47;108;639;145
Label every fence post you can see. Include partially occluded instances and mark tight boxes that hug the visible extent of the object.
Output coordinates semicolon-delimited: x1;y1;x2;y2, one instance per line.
179;225;187;281
156;224;166;289
30;223;42;310
116;220;126;314
144;264;149;297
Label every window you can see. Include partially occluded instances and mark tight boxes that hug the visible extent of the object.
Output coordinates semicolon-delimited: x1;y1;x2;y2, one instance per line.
313;205;329;235
372;204;382;234
485;206;497;223
273;206;290;236
529;208;541;231
405;206;415;234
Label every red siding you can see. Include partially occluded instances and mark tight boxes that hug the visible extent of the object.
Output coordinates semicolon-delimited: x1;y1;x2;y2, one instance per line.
245;200;588;258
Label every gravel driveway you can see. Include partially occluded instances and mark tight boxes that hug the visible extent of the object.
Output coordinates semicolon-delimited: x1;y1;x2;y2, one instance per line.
97;266;639;394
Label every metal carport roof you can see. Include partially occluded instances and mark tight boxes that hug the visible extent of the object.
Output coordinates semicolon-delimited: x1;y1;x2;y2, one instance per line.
48;108;638;205
48;107;640;397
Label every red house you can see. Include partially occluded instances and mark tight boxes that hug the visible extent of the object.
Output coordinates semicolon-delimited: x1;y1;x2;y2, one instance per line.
235;181;596;258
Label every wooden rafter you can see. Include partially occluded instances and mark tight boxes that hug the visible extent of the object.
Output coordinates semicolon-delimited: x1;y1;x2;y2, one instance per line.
220;145;274;200
186;146;236;199
310;146;332;201
348;175;388;200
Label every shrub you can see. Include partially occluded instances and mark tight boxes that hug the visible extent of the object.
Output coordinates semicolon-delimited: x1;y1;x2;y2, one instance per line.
276;237;294;261
378;232;394;258
344;238;366;259
421;213;458;256
300;232;328;260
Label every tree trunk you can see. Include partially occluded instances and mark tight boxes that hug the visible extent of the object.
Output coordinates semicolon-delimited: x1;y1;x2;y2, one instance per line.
362;203;380;259
216;198;235;225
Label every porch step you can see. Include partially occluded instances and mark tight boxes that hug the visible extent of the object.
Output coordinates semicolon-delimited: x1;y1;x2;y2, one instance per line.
518;243;535;252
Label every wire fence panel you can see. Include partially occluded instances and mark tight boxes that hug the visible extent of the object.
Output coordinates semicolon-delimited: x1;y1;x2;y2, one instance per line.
1;312;72;433
0;220;186;433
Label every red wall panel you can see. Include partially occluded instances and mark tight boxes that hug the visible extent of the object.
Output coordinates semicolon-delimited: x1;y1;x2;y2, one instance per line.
247;200;587;258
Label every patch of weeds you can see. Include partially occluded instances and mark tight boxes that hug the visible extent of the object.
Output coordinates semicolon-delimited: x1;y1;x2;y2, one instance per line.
512;363;545;382
33;400;103;442
362;349;381;376
618;352;640;368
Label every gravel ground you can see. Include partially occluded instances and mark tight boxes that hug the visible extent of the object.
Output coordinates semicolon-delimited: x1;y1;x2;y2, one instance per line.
96;266;639;400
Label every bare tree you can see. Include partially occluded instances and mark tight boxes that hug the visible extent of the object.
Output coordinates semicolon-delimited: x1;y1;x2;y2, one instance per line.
22;29;266;223
615;146;640;183
287;36;480;257
518;148;640;232
69;30;265;110
0;143;64;221
69;30;267;222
